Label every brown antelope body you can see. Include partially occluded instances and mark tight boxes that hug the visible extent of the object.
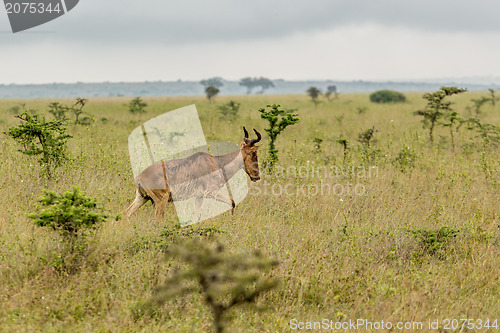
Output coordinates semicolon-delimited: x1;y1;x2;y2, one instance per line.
124;127;261;217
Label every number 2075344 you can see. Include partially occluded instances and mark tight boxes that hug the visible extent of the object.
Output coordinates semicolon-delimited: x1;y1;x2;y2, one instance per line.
5;2;62;14
440;319;498;330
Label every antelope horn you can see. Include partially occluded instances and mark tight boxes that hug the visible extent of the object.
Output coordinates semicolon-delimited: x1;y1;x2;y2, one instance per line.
250;128;262;146
243;126;250;143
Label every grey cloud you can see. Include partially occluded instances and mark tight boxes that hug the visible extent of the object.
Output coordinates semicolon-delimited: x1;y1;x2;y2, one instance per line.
3;0;500;45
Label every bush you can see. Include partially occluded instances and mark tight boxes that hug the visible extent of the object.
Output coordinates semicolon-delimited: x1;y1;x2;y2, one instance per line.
406;226;459;258
259;104;300;168
4;112;72;177
29;186;109;271
129;97;147;114
369;90;406;103
29;186;108;242
218;100;240;119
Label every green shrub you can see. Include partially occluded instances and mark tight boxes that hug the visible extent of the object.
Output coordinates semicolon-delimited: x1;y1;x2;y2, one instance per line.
29;186;108;249
369;90;406;103
258;104;300;168
218;100;240;119
129;97;147;113
4;112;72;177
393;145;417;173
406;226;459;258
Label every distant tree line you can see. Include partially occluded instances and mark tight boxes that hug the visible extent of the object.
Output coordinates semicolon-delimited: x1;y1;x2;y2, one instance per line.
239;77;274;94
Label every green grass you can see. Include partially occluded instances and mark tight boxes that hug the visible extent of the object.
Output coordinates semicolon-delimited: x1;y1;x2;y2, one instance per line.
0;92;499;332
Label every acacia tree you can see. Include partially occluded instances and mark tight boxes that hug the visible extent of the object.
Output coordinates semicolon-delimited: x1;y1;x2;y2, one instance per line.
151;240;278;333
239;77;274;94
470;96;490;116
325;85;338;101
258;104;300;168
460;117;500;184
255;77;274;94
48;102;69;120
488;88;496;106
306;86;322;107
200;77;224;89
48;98;90;125
461;117;500;146
4;111;72;177
205;86;220;102
441;111;462;151
71;98;89;124
336;138;349;165
239;77;256;94
414;86;466;143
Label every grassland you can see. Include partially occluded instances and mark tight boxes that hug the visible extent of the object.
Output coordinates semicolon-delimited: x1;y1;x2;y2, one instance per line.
0;92;499;332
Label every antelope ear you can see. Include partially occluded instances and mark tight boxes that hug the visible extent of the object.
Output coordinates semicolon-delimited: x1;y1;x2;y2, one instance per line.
240;141;247;148
254;144;262;149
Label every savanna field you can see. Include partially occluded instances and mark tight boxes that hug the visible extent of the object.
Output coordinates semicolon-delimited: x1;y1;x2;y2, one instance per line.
0;92;499;332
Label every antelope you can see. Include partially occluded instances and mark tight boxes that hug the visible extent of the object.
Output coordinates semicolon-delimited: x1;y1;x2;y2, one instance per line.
124;127;262;218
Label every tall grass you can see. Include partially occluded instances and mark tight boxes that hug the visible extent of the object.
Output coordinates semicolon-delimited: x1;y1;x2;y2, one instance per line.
0;93;498;332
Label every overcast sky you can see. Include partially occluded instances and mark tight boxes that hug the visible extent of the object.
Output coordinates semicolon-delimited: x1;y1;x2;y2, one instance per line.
1;0;500;84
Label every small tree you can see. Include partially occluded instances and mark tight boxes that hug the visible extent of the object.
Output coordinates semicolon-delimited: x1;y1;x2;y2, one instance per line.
471;96;490;116
258;104;300;168
48;102;69;120
200;77;224;89
336;138;349;166
441;111;462;151
239;77;256;94
325;85;338;101
47;98;90;125
488;88;496;106
462;117;500;146
414;86;466;143
313;137;323;152
358;127;375;148
461;118;500;185
239;77;274;94
151;240;279;333
254;77;274;94
205;86;220;102
307;87;322;107
29;187;108;252
358;127;378;164
393;145;417;173
327;85;337;93
324;91;333;101
129;97;147;114
71;98;89;124
4;111;72;177
218;100;240;119
357;106;368;115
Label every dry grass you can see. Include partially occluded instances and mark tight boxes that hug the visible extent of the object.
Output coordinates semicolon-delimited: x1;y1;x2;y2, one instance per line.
0;92;499;332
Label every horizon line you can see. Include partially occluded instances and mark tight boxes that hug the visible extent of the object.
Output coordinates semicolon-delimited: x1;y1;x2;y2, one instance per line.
2;76;500;86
